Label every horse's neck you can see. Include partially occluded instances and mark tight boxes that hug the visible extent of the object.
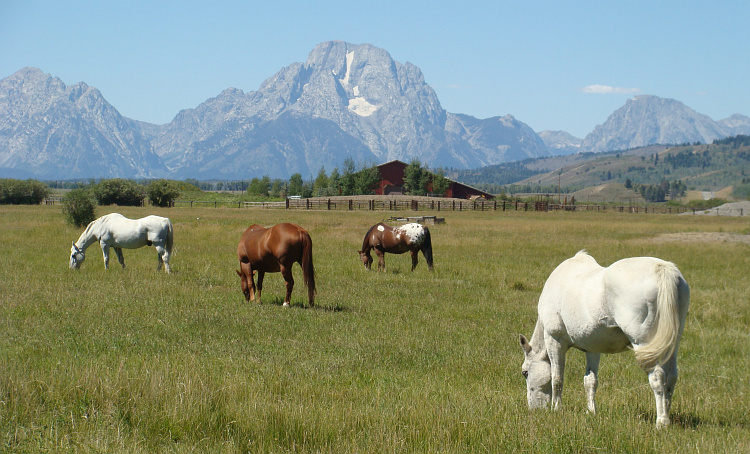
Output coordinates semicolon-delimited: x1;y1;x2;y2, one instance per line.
529;318;547;354
361;227;377;252
75;220;100;250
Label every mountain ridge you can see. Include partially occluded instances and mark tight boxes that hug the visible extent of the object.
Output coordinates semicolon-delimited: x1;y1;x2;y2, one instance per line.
1;41;749;180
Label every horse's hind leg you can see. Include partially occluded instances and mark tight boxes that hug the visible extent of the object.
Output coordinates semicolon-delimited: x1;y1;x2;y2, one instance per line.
155;245;170;273
410;250;419;271
649;353;678;428
280;264;294;307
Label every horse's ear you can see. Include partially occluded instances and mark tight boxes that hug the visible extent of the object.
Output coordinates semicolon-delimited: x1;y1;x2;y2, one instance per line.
519;335;532;355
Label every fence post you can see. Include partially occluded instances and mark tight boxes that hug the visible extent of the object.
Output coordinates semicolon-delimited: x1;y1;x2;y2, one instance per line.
327;199;331;210
285;198;290;209
349;200;353;211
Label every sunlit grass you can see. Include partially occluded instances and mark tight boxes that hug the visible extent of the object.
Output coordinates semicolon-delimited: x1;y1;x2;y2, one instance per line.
0;205;748;452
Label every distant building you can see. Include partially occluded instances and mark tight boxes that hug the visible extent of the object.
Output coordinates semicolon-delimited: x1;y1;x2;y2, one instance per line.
374;160;494;200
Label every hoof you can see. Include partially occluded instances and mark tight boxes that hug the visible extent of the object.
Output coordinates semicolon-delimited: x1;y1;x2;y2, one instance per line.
283;301;290;307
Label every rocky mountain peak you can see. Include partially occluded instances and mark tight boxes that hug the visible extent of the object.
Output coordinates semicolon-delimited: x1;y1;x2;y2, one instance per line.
580;95;729;153
0;67;165;178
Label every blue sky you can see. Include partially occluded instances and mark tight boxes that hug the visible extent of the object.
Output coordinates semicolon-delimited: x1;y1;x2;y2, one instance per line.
2;1;748;138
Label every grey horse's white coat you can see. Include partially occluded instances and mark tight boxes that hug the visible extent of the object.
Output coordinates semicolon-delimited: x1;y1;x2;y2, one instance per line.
519;251;689;428
70;213;174;273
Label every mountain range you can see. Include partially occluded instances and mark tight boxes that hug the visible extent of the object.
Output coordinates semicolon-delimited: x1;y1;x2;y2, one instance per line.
1;40;749;180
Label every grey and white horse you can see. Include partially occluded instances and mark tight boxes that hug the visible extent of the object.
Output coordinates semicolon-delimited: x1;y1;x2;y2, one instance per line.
70;213;174;273
519;251;689;428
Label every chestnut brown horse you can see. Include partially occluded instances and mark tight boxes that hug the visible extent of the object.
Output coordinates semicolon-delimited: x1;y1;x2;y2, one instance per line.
236;223;316;307
358;222;433;272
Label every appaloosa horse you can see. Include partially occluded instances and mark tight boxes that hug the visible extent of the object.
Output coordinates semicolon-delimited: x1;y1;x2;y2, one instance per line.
358;222;433;272
236;223;316;307
519;251;690;428
69;213;174;273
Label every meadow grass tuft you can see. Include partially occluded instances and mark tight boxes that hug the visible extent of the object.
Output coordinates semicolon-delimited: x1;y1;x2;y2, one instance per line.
0;205;748;452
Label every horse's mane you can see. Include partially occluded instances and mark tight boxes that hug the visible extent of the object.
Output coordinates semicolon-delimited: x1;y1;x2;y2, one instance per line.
75;217;100;248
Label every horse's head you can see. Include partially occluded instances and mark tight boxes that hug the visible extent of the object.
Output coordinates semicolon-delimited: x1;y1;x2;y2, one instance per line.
519;334;552;409
70;242;85;270
236;268;256;301
358;250;373;270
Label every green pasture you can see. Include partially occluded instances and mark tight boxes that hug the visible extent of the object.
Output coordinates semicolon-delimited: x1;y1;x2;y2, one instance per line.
1;205;748;452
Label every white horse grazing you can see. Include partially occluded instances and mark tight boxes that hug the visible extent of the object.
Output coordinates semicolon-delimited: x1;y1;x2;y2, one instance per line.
519;251;689;428
70;213;174;273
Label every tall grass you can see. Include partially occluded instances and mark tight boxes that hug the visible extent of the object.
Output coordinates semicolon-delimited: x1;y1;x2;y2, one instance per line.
0;205;748;452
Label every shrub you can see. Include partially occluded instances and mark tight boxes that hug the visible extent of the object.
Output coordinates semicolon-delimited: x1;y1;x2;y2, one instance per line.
147;179;181;207
0;179;50;204
62;188;96;227
92;179;144;206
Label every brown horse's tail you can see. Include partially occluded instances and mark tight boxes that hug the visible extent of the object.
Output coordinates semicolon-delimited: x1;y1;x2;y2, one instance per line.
300;230;316;305
422;226;434;271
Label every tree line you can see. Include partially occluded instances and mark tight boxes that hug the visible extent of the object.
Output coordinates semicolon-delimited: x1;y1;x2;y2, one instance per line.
625;178;687;202
245;158;452;198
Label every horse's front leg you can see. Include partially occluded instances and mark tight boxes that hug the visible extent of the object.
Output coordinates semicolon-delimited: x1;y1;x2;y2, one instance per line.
375;250;386;272
114;247;126;269
100;243;111;269
584;352;601;414
279;264;293;307
410;250;419;271
545;336;567;410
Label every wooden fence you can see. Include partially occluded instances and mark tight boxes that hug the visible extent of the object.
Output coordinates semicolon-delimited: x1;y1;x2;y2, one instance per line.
45;196;735;215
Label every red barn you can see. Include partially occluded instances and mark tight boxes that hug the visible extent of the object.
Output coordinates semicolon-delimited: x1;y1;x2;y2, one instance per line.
373;160;494;200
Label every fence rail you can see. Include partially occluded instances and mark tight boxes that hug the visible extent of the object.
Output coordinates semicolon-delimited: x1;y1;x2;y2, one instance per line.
44;196;742;215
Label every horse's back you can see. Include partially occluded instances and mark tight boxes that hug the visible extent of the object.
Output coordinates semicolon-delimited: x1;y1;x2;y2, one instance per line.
541;252;687;354
267;223;309;257
238;223;309;265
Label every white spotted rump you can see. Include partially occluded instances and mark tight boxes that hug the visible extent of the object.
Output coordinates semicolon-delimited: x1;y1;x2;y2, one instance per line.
395;223;425;246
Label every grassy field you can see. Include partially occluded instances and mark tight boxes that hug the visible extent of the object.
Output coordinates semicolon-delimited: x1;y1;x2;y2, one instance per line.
1;204;748;452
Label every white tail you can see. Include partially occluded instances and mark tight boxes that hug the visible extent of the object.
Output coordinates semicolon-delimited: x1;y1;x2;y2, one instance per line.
633;262;682;371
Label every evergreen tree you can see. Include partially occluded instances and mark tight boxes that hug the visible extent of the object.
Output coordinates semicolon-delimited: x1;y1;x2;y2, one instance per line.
313;167;329;196
328;167;341;195
404;159;427;195
431;168;451;196
247;177;270;196
288;173;304;197
340;158;356;196
354;164;381;195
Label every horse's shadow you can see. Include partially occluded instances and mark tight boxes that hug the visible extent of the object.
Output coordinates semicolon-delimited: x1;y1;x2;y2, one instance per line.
639;410;750;430
261;296;348;312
